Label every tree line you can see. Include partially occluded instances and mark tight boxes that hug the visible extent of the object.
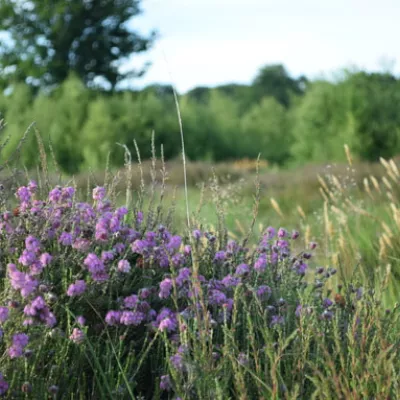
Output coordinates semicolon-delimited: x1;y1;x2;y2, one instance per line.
1;1;399;173
1;64;400;173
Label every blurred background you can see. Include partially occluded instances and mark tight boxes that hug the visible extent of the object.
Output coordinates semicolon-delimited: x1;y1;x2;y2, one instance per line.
0;0;399;174
1;0;400;238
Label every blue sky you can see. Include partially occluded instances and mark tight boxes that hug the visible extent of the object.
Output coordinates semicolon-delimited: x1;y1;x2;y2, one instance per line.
128;0;400;93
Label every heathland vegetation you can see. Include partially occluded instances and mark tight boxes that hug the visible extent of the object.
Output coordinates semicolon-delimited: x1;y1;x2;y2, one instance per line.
1;0;400;398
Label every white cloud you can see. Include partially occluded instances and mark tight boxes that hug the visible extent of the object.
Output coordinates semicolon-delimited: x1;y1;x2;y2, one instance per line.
129;0;400;92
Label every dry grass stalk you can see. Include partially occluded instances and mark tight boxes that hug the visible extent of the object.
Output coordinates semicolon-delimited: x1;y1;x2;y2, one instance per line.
270;197;283;218
297;205;306;220
344;144;353;166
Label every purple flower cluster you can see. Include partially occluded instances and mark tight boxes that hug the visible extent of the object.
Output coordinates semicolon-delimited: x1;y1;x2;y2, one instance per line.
8;333;29;359
0;373;8;395
67;280;86;297
2;181;334;395
23;296;56;327
70;328;85;344
0;307;9;324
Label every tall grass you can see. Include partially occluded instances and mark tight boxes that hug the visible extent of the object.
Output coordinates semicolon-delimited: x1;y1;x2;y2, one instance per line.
0;117;400;399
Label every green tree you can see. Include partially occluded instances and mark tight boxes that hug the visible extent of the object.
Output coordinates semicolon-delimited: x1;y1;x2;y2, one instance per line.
0;0;155;89
291;81;358;163
345;71;400;161
241;97;290;165
46;75;90;173
1;84;36;167
252;64;307;108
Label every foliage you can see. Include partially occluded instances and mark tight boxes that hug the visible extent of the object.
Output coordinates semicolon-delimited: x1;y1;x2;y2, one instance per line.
1;66;400;173
251;64;307;107
0;0;155;89
0;173;398;399
290;80;358;163
241;97;290;164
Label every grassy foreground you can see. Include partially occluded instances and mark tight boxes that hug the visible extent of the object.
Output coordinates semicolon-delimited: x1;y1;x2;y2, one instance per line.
0;147;400;398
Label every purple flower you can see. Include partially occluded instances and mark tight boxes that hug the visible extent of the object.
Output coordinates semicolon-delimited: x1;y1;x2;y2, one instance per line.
171;253;184;267
256;285;271;300
40;253;53;266
270;315;285;327
16;186;31;203
266;226;276;239
278;228;287;238
118;259;131;273
159;278;173;299
170;353;184;371
59;232;73;246
115;206;128;219
124;295;139;309
192;229;202;240
254;255;267;272
221;274;240;288
13;333;29;347
120;311;145;326
136;211;143;225
291;230;300;239
323;298;333;308
295;262;308;276
67;280;86;297
156;309;177;332
101;250;114;263
18;250;36;266
23;297;56;327
295;305;303;318
139;288;151;299
0;307;9;324
93;187;106;201
167;235;182;251
131;239;149;254
48;187;62;203
25;235;41;253
214;251;226;263
309;241;317;250
276;239;289;248
8;345;23;359
62;186;75;200
84;253;107;281
76;316;86;326
209;289;227;306
0;373;8;395
105;310;121;326
73;238;91;252
70;328;85;344
113;243;126;254
8;264;38;297
159;375;171;391
175;268;191;286
235;263;250;276
109;216;120;233
27;180;38;193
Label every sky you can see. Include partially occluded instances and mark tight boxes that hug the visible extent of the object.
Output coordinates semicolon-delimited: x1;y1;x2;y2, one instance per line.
128;0;400;93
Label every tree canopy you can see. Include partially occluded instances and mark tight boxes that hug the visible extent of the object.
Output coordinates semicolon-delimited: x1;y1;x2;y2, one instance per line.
0;0;155;89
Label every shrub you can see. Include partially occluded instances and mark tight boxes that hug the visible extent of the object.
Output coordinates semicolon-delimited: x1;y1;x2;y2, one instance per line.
0;179;398;399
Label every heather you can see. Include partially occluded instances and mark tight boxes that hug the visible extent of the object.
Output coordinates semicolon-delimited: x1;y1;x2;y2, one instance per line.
0;161;399;399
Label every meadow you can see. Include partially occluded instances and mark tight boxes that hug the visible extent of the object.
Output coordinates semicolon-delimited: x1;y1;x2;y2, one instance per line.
0;138;400;399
